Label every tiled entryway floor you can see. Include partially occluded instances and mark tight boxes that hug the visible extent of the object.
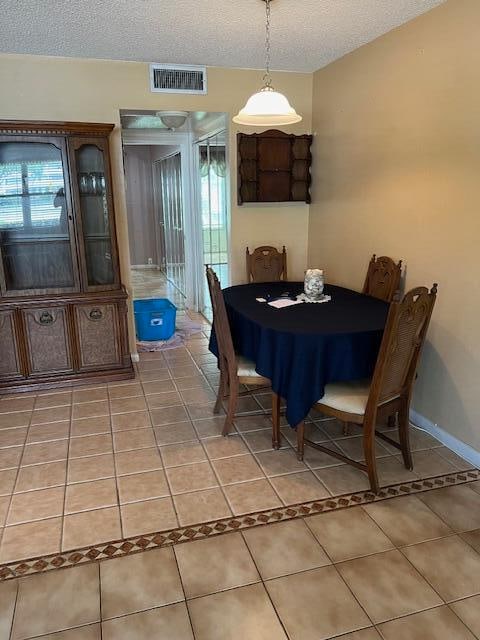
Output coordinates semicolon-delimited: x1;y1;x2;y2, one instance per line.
0;324;475;566
131;266;186;308
2;481;480;639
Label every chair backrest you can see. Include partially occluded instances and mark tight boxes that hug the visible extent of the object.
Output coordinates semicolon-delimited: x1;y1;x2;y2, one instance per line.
367;284;437;411
246;245;287;283
363;254;402;302
205;266;237;376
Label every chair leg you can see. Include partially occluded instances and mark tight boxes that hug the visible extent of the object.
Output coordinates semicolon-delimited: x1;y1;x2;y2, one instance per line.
214;371;226;414
271;392;281;449
342;421;350;437
222;382;238;437
363;420;379;493
296;421;305;461
398;398;413;470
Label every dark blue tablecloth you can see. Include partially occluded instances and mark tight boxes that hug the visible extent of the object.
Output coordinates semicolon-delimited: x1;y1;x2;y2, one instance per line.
210;281;389;427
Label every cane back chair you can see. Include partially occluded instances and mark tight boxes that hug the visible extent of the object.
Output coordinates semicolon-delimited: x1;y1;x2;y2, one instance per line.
246;245;287;283
206;266;281;439
363;254;402;303
297;284;438;493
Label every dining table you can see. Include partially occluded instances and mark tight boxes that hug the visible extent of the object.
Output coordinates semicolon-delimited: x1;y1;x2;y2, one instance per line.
209;281;390;427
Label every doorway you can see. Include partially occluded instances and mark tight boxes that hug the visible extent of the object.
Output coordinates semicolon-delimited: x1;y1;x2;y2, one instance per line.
123;143;186;310
121;110;229;319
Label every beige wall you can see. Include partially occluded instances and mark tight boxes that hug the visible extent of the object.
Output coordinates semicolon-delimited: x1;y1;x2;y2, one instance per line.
0;54;312;348
309;0;480;451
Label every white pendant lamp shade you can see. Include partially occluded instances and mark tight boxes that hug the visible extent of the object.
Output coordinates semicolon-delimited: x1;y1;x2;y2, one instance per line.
233;0;302;127
233;86;302;126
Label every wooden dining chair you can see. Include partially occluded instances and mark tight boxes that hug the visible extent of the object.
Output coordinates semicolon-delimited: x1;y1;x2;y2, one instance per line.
246;245;287;283
362;254;403;432
363;254;402;303
206;266;281;439
296;284;438;493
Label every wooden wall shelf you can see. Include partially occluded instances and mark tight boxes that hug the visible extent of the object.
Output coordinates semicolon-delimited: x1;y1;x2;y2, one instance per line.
237;129;313;205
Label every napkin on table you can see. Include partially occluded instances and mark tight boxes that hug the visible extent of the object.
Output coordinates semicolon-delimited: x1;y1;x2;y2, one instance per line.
267;298;304;309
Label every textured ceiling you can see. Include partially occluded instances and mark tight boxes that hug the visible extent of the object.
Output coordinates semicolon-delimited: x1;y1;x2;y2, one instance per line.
1;0;445;72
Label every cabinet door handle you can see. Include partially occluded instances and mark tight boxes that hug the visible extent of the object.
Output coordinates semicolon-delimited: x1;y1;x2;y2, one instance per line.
39;311;54;325
89;308;103;320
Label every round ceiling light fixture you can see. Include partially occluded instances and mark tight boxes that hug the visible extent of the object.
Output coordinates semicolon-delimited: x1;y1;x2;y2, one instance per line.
233;0;302;126
156;111;189;130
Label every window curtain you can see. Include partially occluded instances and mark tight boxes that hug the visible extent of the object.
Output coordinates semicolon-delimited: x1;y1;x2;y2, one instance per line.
199;145;226;178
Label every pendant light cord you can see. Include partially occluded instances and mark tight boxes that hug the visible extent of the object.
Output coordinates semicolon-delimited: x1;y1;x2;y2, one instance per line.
263;0;272;88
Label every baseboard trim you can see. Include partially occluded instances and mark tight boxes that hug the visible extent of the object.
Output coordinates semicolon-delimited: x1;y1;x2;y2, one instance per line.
410;409;480;469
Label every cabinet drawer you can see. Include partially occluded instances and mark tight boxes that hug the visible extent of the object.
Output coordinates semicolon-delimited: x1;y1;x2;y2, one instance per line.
75;303;121;369
23;306;74;375
0;310;23;379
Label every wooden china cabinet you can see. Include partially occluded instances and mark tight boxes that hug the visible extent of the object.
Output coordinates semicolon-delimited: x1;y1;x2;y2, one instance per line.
0;120;134;393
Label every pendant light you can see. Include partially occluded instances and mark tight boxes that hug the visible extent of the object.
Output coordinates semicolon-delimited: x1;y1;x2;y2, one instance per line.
156;111;189;130
233;0;302;126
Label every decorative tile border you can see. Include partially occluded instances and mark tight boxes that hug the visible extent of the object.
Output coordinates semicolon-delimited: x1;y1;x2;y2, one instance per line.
1;468;478;582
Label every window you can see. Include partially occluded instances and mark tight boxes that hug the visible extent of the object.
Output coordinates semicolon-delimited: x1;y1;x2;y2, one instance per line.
200;165;225;229
198;135;229;315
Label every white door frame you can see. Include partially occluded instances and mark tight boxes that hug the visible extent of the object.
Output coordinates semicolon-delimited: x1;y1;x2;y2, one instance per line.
122;129;199;310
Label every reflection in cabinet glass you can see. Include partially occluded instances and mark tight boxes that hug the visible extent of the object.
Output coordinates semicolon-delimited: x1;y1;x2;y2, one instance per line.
74;143;114;286
0;140;76;292
0;120;133;394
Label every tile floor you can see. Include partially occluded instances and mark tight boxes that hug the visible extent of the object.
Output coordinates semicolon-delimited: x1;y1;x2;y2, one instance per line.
131;267;186;308
0;322;474;566
1;481;480;639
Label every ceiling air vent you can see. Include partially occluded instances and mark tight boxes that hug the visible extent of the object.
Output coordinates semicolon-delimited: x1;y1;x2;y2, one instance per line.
150;64;207;95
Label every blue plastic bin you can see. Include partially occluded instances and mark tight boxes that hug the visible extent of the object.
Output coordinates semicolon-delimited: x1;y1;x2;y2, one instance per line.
133;299;177;341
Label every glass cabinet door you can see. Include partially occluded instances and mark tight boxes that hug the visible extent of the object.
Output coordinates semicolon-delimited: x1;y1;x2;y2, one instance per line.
0;138;78;294
70;138;119;289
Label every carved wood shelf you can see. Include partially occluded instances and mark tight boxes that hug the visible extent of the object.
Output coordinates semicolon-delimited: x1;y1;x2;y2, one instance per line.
237;129;313;205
